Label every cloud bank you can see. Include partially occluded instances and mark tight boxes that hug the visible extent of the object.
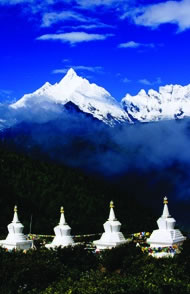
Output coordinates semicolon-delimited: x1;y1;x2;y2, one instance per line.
118;41;154;49
37;32;113;45
41;11;87;27
1;99;190;178
127;0;190;32
52;65;103;74
2;0;190;34
138;77;162;86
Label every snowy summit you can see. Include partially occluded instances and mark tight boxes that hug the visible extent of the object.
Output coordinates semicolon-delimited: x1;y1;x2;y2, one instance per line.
121;84;190;122
11;68;131;126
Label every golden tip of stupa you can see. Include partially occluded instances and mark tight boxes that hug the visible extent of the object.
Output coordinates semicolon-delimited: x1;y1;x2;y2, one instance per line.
163;196;168;205
110;201;114;208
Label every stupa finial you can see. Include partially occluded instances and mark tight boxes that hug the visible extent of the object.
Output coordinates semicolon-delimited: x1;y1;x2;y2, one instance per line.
108;200;116;221
162;196;170;218
12;205;19;223
110;201;114;209
59;206;66;225
163;196;168;205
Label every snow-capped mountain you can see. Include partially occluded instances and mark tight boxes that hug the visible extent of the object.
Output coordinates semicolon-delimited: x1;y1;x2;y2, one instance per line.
6;70;190;128
121;84;190;122
11;68;131;126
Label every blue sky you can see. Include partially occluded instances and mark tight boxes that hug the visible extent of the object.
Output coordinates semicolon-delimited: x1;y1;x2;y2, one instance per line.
0;0;190;102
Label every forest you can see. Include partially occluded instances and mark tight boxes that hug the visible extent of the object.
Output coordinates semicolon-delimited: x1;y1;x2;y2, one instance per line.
0;142;156;235
0;240;190;294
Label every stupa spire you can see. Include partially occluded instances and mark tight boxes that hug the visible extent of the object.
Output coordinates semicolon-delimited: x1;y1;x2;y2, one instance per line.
12;205;20;223
108;201;117;221
59;206;66;225
162;196;170;218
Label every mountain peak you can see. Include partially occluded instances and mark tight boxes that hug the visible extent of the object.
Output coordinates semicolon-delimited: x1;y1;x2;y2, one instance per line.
63;68;78;80
10;68;130;125
58;68;82;87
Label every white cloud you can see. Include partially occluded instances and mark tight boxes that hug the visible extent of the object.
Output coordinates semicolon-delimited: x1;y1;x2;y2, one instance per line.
52;69;68;74
71;22;115;30
128;0;190;32
41;11;87;27
123;77;131;83
75;0;123;9
41;12;113;30
71;65;103;72
1;0;128;12
1;0;124;7
119;41;140;48
63;58;70;63
0;0;54;10
139;77;162;86
139;79;152;86
53;65;103;74
0;0;58;4
118;41;154;48
56;21;115;31
0;0;32;3
0;0;130;27
37;32;113;45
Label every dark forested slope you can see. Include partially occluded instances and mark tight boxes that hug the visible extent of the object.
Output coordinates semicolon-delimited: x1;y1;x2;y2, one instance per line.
0;143;155;236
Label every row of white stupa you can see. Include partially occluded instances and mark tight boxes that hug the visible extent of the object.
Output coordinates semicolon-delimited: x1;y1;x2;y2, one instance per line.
0;197;186;254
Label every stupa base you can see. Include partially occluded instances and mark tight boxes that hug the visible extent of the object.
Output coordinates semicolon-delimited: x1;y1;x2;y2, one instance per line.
147;229;186;248
149;252;176;258
93;239;128;250
148;241;185;248
0;240;33;251
45;242;75;249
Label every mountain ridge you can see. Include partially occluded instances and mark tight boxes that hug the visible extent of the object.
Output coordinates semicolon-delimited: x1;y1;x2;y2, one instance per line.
1;68;190;129
122;84;190;122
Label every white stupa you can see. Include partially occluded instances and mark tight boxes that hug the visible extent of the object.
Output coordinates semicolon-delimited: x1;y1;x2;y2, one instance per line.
0;205;33;251
93;201;127;250
147;197;186;254
45;206;75;249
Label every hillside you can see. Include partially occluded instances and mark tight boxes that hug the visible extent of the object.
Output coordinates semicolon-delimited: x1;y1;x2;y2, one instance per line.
0;143;156;236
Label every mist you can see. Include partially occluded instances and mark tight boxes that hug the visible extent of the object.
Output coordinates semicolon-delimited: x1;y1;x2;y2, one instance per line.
1;101;190;226
1;100;190;176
